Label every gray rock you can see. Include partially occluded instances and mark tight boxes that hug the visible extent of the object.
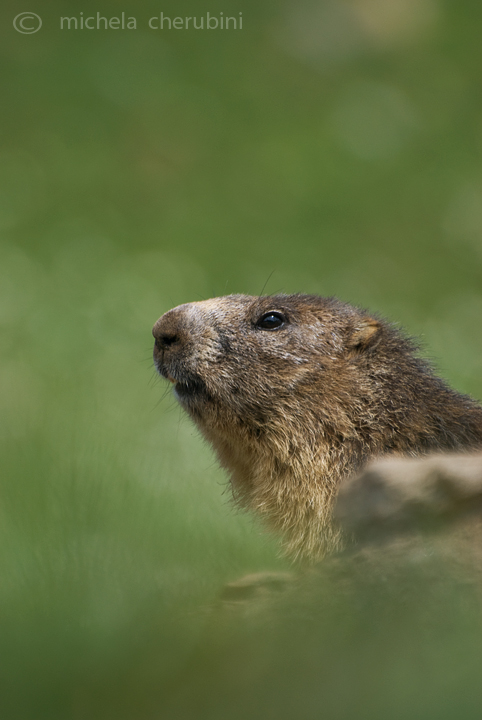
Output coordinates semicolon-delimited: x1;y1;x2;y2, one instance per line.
335;452;482;540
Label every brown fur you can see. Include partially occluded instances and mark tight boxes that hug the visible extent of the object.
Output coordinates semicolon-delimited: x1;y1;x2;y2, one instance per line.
152;294;482;561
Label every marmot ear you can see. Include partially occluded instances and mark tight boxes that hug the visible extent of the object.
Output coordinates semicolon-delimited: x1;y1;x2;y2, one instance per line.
348;317;382;353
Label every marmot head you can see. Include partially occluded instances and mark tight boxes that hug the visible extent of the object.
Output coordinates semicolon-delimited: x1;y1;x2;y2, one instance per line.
152;293;382;439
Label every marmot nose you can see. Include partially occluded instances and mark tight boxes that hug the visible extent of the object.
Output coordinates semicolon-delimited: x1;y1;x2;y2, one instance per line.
152;310;185;352
154;331;179;350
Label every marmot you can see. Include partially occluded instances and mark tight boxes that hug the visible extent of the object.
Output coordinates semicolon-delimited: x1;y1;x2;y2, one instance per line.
152;294;482;560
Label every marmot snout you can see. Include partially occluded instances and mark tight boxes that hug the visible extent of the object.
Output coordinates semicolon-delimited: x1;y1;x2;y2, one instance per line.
153;294;482;560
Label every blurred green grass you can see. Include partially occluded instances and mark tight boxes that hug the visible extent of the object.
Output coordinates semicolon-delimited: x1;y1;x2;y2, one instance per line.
1;0;482;716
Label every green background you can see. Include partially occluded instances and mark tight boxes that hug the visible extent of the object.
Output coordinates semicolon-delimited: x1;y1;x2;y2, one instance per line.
1;0;482;717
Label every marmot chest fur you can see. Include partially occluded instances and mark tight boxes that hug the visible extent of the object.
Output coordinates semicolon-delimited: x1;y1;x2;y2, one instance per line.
152;294;482;560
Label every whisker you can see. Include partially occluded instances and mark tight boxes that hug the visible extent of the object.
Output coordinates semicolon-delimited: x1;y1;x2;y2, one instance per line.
259;270;276;297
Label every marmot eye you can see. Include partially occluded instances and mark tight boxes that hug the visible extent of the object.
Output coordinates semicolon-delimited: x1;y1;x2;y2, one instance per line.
256;311;286;330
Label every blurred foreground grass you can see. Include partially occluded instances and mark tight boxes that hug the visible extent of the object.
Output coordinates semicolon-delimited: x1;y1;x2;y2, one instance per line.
0;243;289;718
1;0;482;716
